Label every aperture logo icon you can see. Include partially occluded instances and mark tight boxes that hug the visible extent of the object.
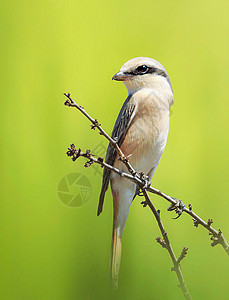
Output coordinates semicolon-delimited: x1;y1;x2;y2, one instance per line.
58;173;92;207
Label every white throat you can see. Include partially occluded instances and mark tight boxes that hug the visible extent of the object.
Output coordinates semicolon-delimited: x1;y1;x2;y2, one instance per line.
124;75;174;106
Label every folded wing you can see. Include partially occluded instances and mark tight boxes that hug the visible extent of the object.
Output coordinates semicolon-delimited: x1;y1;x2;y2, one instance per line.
97;94;136;216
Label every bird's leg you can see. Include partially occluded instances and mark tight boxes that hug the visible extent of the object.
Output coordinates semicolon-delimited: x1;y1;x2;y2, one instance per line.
167;198;185;219
138;173;150;190
139;173;152;206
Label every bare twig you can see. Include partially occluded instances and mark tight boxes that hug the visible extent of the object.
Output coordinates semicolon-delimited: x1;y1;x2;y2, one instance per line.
177;247;189;264
64;93;229;256
64;93;229;299
146;188;229;255
66;143;192;299
142;190;192;300
66;145;141;183
64;93;137;177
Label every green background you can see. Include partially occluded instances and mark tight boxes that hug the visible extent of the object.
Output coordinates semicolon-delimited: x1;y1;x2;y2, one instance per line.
1;1;229;299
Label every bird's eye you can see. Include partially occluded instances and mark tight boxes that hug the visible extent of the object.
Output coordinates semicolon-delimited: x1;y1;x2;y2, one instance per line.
136;65;149;74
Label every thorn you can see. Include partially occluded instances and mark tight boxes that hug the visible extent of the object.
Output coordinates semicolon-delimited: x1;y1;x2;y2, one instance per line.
207;219;213;227
193;218;200;228
90;119;101;130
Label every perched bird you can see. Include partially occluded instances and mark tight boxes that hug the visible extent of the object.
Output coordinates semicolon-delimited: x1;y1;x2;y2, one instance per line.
97;57;174;288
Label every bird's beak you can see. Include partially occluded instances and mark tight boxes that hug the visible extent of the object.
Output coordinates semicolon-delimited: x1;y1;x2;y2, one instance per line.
112;71;132;81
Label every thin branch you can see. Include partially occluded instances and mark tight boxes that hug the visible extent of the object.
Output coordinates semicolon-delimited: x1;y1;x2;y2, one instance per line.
64;93;137;177
64;92;229;299
66;145;144;186
66;144;192;299
64;93;229;256
147;188;229;255
142;190;192;300
177;247;189;265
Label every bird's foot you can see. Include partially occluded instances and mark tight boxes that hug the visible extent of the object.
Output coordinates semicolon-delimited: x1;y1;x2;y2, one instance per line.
137;178;151;197
142;177;151;190
141;200;148;207
167;199;185;219
138;173;150;189
137;191;145;197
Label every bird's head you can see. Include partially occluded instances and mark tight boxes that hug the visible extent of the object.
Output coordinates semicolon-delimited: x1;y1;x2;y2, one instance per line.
112;57;173;100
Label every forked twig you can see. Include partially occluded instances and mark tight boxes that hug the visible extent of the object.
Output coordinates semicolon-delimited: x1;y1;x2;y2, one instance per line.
143;190;192;300
64;93;137;176
64;93;229;255
64;93;229;299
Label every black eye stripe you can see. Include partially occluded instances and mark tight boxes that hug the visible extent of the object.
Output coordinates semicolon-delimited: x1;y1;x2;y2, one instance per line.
148;68;167;77
126;66;167;78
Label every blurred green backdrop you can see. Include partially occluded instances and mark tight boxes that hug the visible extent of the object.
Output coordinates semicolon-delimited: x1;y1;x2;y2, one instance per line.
1;0;229;299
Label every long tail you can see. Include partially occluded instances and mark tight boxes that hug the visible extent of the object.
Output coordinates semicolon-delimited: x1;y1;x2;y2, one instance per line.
110;186;134;288
110;225;122;289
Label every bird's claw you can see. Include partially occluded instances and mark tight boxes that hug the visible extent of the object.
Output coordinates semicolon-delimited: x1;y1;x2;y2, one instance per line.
167;199;185;219
142;177;151;190
137;191;145;197
138;179;151;196
141;200;148;207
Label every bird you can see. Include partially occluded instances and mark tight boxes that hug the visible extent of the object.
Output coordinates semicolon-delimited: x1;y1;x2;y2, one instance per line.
97;57;174;288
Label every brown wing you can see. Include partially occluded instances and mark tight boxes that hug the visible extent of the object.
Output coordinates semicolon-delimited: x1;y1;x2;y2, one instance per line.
97;94;136;216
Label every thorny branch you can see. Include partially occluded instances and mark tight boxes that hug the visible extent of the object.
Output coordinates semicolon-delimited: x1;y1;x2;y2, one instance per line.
64;93;229;299
67;144;193;298
64;93;229;256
